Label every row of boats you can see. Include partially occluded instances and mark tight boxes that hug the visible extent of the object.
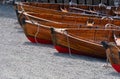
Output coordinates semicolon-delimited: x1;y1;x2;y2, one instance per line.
14;2;120;73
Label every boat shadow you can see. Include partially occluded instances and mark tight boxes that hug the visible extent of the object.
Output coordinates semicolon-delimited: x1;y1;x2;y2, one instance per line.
23;41;54;48
14;21;19;25
14;25;24;33
17;30;24;33
16;29;24;33
23;41;105;63
107;72;120;77
53;52;105;62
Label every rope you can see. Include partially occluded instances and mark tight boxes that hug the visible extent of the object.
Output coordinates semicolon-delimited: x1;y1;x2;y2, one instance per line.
112;44;120;60
34;22;40;44
25;15;40;43
21;12;40;44
109;42;120;51
106;48;110;67
109;46;117;63
102;46;112;68
23;12;34;24
25;17;40;43
20;2;25;12
18;2;25;19
104;23;120;29
65;31;72;57
60;7;68;13
101;16;113;20
101;16;113;27
108;42;120;64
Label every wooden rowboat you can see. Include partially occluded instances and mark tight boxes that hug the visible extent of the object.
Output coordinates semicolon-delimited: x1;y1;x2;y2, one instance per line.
101;41;120;72
51;28;120;58
17;2;116;16
20;12;120;28
20;12;100;26
16;4;100;18
15;2;120;28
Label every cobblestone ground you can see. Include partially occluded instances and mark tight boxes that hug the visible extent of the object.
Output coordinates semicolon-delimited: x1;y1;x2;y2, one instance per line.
0;4;120;79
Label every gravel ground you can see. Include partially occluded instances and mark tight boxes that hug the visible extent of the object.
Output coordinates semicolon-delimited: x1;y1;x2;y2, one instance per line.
0;4;120;79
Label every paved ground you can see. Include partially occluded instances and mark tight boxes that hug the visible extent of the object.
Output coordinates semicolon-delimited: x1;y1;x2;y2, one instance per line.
0;4;120;79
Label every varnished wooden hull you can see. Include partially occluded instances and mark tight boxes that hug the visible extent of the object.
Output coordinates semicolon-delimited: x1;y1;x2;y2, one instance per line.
23;20;52;44
17;4;99;18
